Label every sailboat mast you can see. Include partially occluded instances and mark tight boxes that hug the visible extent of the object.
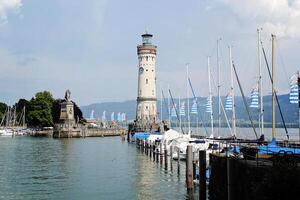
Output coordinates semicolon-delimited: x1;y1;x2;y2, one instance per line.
217;38;221;136
258;28;264;136
229;46;236;137
186;64;191;134
160;90;163;123
208;56;214;137
179;95;182;130
168;85;171;128
23;106;26;128
271;34;276;139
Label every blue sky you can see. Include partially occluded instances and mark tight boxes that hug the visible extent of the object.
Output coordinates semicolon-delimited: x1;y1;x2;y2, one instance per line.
0;0;299;105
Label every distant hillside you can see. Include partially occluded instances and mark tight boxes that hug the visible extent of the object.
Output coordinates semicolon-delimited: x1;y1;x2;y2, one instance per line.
80;94;298;124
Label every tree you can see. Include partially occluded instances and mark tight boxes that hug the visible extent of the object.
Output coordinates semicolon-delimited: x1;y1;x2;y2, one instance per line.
27;91;54;127
0;102;7;124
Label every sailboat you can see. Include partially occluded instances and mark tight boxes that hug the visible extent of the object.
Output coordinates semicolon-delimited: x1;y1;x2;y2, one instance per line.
257;34;300;157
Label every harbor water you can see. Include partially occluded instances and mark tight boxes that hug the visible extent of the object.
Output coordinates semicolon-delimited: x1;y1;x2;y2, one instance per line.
0;136;193;200
0;127;299;199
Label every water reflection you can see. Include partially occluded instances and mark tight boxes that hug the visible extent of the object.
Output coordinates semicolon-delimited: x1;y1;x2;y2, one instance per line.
0;137;200;200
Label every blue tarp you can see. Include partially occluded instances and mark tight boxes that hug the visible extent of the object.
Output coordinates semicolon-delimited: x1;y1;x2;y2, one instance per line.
258;138;300;155
131;132;161;141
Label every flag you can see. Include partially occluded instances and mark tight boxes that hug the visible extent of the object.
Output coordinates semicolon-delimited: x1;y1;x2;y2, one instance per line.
102;111;106;121
225;92;233;111
289;73;299;104
121;113;126;121
190;99;198;114
206;97;212;113
250;83;259;108
111;112;115;121
171;104;177;117
179;101;185;116
117;112;121;122
90;110;94;119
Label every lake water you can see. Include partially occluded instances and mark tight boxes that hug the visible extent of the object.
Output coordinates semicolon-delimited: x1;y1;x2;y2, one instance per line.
0;127;299;200
0;136;194;200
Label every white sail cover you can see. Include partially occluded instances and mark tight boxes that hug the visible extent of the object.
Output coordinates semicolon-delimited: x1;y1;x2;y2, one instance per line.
190;99;198;114
179;101;185;116
250;83;259;108
289;74;299;104
225;92;233;111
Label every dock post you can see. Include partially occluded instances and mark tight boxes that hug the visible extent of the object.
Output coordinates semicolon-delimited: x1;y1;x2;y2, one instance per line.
164;142;168;169
186;145;193;190
153;141;156;160
227;158;237;200
156;142;159;162
199;150;206;200
149;141;152;158
127;130;130;142
160;142;163;164
170;145;173;161
177;148;180;174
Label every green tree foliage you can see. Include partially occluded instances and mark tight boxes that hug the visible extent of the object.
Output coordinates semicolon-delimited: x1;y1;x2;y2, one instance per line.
27;91;54;127
0;91;85;127
0;102;7;124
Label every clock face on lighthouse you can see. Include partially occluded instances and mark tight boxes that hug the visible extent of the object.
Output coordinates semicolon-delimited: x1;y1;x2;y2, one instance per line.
139;67;144;74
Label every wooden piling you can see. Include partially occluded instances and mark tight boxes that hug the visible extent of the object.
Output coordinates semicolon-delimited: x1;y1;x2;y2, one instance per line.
199;150;206;200
227;158;237;200
170;145;173;161
160;142;163;164
186;145;193;190
164;142;168;169
177;148;180;174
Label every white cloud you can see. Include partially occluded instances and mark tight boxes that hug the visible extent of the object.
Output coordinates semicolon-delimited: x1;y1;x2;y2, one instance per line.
0;0;22;23
216;0;300;38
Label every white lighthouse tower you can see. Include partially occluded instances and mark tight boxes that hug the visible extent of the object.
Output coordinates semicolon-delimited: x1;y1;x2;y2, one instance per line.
135;33;157;131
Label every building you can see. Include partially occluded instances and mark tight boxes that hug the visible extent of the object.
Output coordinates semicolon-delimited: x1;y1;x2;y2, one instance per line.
135;33;158;131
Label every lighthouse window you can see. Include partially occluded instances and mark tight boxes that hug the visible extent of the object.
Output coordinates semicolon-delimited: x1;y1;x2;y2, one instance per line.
152;57;154;61
146;69;148;72
146;79;148;84
146;56;148;61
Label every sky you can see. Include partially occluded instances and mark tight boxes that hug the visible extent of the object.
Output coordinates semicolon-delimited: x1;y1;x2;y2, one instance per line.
0;0;299;106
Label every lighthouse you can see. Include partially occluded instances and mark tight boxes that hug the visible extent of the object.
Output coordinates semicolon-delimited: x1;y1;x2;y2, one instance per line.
135;33;157;130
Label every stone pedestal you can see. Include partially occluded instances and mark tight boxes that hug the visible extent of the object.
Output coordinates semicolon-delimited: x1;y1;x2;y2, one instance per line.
53;91;82;138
